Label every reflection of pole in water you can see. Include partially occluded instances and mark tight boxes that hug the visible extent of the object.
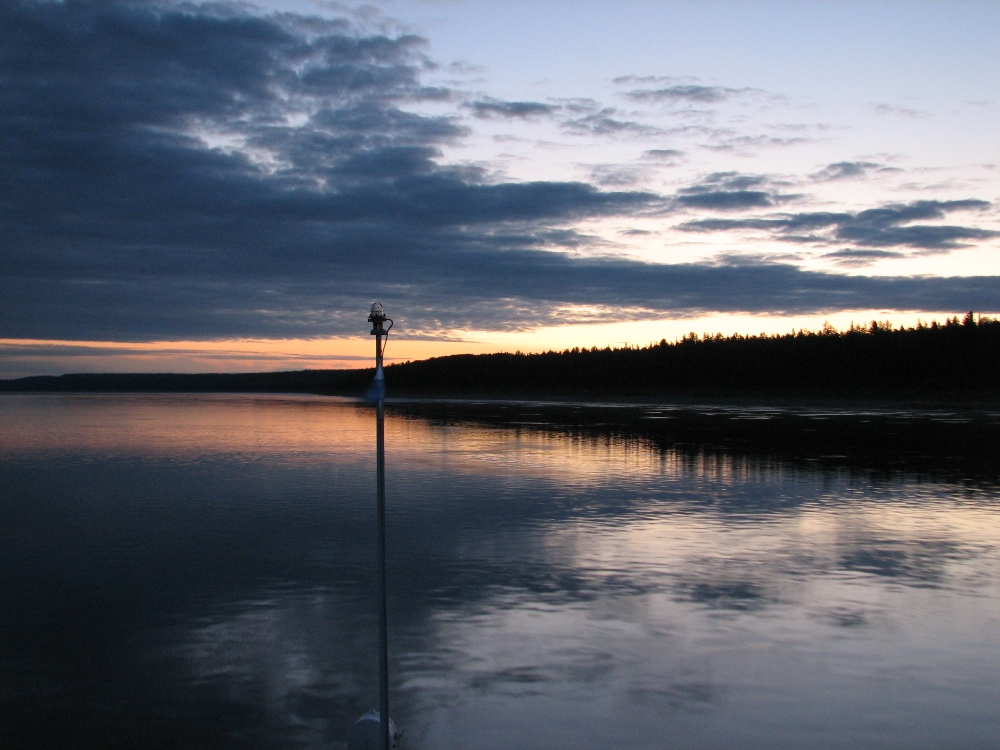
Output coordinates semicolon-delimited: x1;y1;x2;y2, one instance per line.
376;394;389;750
349;303;397;750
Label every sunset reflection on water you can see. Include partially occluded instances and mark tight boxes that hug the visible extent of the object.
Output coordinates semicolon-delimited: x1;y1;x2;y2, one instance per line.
1;394;998;749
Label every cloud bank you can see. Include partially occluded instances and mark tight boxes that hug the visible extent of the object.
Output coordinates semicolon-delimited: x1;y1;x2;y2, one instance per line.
1;1;998;345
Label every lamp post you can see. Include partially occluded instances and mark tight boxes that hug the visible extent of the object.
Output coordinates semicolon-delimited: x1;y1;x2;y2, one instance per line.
367;302;390;402
349;303;396;750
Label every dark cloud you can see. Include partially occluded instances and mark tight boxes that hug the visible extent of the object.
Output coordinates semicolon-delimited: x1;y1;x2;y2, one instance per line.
677;191;773;210
679;200;997;251
836;201;996;248
0;0;659;341
1;1;998;349
5;239;1000;340
674;172;793;211
466;97;557;119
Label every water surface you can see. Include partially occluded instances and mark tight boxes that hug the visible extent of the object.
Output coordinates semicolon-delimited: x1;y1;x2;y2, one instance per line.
2;394;999;749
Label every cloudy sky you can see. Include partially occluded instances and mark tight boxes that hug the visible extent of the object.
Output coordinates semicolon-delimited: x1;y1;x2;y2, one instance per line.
2;0;998;377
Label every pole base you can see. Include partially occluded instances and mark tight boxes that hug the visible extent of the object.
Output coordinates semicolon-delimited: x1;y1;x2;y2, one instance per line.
347;710;400;750
363;377;385;402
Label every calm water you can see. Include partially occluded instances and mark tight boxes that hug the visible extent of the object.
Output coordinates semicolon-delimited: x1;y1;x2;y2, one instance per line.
2;393;999;749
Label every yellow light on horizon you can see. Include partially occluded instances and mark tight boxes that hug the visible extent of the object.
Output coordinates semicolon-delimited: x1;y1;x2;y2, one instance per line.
0;306;982;379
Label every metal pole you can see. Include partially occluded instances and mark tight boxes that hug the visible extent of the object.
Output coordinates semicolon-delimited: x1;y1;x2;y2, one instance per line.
375;319;384;378
349;304;394;750
375;334;390;750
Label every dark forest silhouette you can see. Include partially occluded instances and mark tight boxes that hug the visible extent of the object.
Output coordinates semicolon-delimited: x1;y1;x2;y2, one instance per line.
3;314;998;400
380;313;1000;399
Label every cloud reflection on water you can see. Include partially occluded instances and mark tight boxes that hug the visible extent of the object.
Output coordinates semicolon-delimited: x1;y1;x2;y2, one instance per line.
1;395;999;749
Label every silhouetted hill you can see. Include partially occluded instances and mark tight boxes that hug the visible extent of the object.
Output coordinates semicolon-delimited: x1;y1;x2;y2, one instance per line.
2;314;998;401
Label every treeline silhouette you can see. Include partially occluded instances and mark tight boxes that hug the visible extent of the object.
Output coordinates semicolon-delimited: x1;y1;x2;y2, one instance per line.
2;314;998;400
383;313;1000;399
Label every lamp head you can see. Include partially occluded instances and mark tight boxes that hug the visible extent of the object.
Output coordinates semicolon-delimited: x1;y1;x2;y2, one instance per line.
368;302;386;322
368;302;388;335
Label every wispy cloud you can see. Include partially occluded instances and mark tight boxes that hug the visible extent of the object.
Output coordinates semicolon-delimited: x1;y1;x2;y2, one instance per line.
674;173;797;211
821;249;904;268
868;103;930;118
466;97;558;119
561;107;662;137
589;164;650;187
624;84;751;104
811;161;886;181
700;134;812;153
642;148;685;164
678;200;997;252
613;75;769;106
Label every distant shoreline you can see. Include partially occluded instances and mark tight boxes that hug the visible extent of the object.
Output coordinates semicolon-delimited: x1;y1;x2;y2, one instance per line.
4;317;998;408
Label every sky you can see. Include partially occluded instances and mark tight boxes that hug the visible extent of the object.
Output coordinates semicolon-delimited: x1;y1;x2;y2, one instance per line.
2;0;999;378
